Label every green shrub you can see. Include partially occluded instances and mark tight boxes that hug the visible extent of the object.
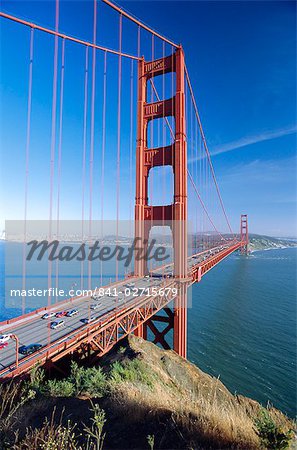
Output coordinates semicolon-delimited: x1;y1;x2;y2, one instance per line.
69;361;107;397
109;359;153;387
16;408;78;449
44;380;75;397
254;409;294;449
147;434;155;450
27;366;46;393
83;401;106;450
0;382;35;448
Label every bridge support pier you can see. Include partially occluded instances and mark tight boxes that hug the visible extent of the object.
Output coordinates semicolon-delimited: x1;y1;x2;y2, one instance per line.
145;307;173;349
173;284;187;358
134;322;147;340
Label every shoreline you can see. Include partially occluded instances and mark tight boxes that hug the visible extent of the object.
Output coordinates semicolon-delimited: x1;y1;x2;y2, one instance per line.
250;245;297;254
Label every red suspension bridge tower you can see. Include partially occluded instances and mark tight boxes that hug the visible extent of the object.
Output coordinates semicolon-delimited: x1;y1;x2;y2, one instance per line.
0;3;251;378
240;214;249;255
134;47;188;357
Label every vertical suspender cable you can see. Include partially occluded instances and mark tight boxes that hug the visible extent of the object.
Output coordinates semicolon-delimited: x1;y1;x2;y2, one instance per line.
162;40;166;276
89;0;97;290
190;96;194;254
203;130;205;248
171;45;175;262
195;117;198;246
129;59;134;239
48;0;59;344
200;132;203;248
116;13;122;281
171;45;175;269
81;46;89;291
185;67;234;238
22;27;34;315
149;34;154;272
49;0;59;231
100;50;107;286
150;79;225;243
137;24;141;58
55;37;65;299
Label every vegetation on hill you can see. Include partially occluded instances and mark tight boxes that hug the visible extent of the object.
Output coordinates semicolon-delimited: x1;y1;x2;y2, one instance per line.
0;336;295;449
248;234;297;252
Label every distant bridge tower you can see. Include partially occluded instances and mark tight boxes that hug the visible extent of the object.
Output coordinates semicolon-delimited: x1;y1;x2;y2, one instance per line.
240;214;249;255
134;47;188;358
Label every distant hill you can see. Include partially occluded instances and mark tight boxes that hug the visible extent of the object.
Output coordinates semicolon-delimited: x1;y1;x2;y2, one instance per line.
248;234;297;252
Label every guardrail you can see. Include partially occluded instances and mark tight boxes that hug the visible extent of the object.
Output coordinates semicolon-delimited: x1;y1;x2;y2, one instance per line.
0;242;246;379
0;279;178;379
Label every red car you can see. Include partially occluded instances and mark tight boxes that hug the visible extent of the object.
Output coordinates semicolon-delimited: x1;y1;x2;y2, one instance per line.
0;342;8;350
55;311;67;318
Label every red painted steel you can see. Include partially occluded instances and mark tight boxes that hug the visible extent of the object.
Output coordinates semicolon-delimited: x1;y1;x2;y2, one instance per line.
0;12;140;61
184;66;235;237
240;214;249;255
0;279;177;380
134;48;188;357
102;0;179;48
134;49;187;278
0;278;132;331
0;8;251;378
0;241;248;380
191;242;245;282
11;334;19;369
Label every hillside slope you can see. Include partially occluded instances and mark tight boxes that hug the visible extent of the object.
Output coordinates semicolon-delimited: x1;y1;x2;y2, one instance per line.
4;335;295;450
248;234;297;252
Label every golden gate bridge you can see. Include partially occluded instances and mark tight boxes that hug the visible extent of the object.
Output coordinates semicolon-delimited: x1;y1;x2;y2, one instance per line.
0;0;248;380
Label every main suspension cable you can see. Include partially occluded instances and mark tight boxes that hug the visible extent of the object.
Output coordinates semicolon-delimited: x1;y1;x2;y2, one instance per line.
0;12;140;60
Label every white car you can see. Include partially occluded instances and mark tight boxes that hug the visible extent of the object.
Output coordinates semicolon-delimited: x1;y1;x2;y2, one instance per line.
81;316;96;324
0;334;11;344
91;294;103;300
50;320;65;330
90;303;102;310
42;312;56;320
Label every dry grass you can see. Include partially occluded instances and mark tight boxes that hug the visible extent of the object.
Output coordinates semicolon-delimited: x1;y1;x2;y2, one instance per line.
13;407;79;450
0;381;36;448
106;336;294;449
1;335;295;449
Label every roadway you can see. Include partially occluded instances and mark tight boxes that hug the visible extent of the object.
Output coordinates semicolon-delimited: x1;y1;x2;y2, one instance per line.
0;276;164;371
0;242;240;376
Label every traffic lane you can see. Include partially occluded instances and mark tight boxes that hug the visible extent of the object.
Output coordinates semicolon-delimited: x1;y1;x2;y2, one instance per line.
0;298;116;367
1;279;131;336
1;277;166;351
0;296;95;366
0;295;118;367
0;275;142;332
0;277;167;368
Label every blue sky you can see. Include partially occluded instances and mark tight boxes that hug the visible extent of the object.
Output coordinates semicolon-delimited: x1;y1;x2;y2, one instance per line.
0;0;296;237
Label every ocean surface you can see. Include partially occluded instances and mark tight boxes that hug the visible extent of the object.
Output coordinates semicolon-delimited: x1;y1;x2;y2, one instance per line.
0;242;296;418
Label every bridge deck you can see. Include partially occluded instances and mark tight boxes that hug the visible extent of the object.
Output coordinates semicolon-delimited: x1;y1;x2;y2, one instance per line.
0;241;244;379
